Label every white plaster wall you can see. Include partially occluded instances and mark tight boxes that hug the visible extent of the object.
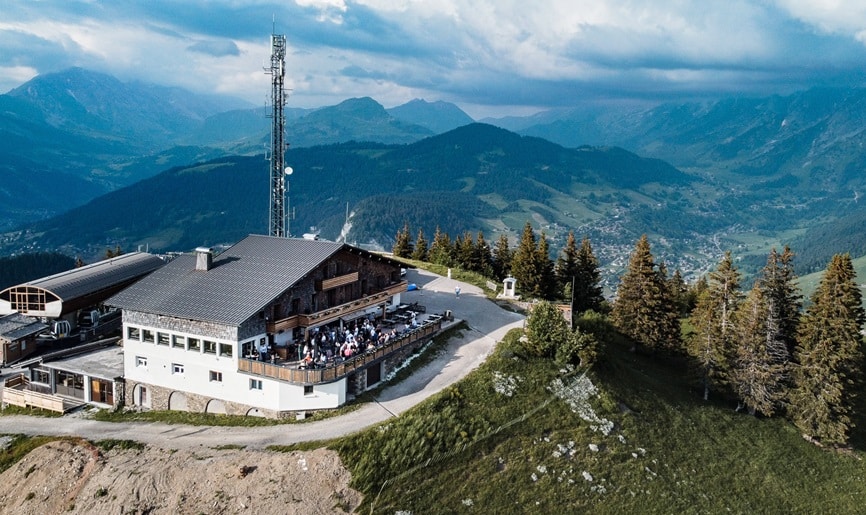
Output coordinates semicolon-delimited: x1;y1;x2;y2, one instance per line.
123;322;240;401
123;322;347;412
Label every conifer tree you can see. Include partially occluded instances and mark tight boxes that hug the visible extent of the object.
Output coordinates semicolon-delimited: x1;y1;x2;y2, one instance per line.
656;261;683;351
686;251;741;400
104;245;123;260
789;254;865;445
428;226;453;266
730;283;789;416
456;231;476;271
492;234;512;280
536;233;556;299
611;235;672;352
473;231;494;278
759;247;802;356
411;228;428;262
510;222;541;297
555;231;580;299
668;269;690;316
689;275;709;305
392;223;413;258
574;237;604;314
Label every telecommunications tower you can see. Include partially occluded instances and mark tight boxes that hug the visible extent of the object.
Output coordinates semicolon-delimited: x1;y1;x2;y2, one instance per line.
266;31;289;237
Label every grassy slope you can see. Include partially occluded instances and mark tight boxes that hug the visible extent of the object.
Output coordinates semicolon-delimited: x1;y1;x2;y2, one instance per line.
798;254;866;307
335;330;866;514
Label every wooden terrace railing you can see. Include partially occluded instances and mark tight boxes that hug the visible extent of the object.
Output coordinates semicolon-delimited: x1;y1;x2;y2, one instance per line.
240;318;442;385
267;281;409;333
2;374;82;413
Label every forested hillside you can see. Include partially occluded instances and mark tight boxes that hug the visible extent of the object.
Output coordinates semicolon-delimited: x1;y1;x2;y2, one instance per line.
2;125;696;273
0;252;76;290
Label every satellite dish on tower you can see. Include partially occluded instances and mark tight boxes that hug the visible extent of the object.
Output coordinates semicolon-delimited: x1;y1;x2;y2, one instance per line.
284;167;293;175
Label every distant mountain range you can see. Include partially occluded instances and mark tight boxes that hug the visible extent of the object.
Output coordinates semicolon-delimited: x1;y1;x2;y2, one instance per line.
4;67;866;280
0;68;476;230
2;124;693;284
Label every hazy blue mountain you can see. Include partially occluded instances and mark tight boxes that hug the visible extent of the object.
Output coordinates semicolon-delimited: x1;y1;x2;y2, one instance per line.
0;70;442;230
286;97;434;146
387;99;474;134
512;88;866;195
7;67;250;150
183;106;314;151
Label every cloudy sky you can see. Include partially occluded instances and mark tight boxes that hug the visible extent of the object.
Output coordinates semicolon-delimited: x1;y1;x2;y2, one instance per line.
2;0;866;118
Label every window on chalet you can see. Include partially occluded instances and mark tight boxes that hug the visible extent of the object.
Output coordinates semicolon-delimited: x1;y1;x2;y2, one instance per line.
219;343;233;358
241;340;255;359
127;326;140;341
142;330;154;343
172;335;186;349
31;369;50;385
188;338;201;352
304;385;314;396
203;340;216;355
250;378;263;390
157;332;170;346
136;356;147;368
172;363;184;375
209;370;222;382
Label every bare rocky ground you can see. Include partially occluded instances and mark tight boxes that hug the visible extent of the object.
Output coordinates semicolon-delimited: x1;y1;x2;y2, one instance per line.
0;439;361;514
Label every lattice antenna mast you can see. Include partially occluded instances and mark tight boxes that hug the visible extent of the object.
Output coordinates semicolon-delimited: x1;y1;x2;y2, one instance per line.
266;31;289;237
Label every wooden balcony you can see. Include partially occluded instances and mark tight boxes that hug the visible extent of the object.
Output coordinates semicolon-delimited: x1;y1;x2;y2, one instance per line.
239;318;441;385
317;271;359;291
267;281;409;333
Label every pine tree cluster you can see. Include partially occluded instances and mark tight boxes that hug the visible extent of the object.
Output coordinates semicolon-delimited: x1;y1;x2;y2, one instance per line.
391;221;605;313
611;236;866;447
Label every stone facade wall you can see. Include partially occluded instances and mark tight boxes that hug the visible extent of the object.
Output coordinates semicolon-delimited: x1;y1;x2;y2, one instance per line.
125;311;238;341
124;380;281;418
238;319;266;341
346;338;430;396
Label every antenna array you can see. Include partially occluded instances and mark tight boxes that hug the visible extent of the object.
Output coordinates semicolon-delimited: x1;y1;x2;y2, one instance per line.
266;32;289;237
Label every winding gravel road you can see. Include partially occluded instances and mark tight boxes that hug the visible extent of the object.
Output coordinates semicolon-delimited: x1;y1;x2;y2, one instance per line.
0;269;525;450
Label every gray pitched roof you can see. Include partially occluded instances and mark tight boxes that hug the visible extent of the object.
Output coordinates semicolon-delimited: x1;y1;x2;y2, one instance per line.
0;313;48;342
107;235;346;326
12;252;165;302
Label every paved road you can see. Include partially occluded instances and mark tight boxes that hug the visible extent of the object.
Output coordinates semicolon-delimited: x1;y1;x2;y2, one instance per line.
0;269;525;450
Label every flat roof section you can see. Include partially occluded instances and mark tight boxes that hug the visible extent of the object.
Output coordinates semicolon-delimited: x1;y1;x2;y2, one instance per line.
40;344;124;380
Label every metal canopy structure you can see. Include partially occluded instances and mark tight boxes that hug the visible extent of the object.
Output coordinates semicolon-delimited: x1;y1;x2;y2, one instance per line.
0;252;165;318
267;31;289;238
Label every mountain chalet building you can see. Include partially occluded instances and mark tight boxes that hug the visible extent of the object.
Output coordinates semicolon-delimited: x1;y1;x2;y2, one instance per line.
108;234;437;418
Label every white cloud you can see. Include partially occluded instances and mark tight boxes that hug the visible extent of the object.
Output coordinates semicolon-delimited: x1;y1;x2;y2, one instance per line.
295;0;348;24
0;65;38;93
1;1;865;115
773;0;866;35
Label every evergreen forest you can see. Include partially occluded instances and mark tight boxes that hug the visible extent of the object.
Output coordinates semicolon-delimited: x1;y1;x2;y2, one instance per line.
393;221;866;448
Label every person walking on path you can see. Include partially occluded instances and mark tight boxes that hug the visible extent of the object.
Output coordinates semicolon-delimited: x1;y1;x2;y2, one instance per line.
455;285;460;298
